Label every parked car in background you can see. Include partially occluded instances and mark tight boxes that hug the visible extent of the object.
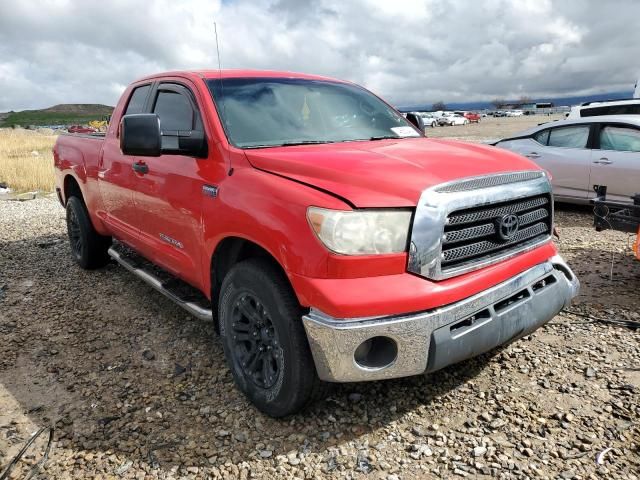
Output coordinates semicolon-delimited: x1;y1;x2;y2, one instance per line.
493;115;640;203
437;113;469;126
493;111;506;117
464;112;481;123
418;112;438;128
505;110;524;117
67;125;97;134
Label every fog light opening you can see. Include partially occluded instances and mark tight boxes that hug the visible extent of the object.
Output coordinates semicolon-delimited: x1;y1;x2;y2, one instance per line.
354;336;398;369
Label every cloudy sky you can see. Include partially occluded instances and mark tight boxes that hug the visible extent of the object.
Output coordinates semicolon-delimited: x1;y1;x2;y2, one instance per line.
1;0;639;111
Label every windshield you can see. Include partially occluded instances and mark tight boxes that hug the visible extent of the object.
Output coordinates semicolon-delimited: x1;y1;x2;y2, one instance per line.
206;77;420;148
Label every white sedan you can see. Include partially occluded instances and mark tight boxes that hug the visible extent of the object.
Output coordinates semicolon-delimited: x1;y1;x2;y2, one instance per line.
493;115;640;204
419;113;438;128
437;113;469;126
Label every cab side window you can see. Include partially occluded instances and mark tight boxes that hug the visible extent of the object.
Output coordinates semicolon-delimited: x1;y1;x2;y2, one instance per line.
547;125;590;149
153;90;194;131
599;125;640;152
151;84;205;154
124;85;151;115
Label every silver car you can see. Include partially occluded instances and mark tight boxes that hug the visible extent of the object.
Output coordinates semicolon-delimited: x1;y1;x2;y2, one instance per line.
494;115;640;203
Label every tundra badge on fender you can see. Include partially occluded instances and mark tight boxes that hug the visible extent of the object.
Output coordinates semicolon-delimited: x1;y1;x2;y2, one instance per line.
159;233;183;249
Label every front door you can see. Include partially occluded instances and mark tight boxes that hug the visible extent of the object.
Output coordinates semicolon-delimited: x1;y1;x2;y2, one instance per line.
132;82;212;288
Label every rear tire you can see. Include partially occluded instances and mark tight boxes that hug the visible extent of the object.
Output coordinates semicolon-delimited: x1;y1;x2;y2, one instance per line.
66;196;111;269
218;258;327;417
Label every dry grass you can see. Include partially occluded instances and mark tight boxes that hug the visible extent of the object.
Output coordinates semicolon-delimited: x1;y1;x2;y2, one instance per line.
0;128;57;192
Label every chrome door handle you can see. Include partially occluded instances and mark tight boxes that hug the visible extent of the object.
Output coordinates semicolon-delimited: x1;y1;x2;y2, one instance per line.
132;161;149;174
593;158;613;165
525;152;540;159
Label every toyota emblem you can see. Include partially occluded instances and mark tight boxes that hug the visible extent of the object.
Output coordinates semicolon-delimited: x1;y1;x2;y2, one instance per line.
496;213;520;241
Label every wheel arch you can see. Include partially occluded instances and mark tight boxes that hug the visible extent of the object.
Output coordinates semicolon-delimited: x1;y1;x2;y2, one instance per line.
63;174;84;205
209;236;301;331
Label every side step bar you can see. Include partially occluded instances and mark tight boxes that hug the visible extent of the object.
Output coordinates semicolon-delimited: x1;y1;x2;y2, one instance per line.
107;247;212;321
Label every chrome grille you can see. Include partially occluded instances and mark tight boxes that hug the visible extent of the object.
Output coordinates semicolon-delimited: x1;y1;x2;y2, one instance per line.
434;171;544;193
407;171;553;281
441;194;552;269
447;196;549;226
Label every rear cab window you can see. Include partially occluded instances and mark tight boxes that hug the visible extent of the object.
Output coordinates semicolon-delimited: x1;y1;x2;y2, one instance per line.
124;84;151;115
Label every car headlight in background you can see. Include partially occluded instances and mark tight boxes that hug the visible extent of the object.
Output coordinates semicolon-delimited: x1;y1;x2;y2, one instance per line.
307;207;412;255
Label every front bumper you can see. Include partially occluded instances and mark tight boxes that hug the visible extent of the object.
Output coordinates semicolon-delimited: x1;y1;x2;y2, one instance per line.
302;255;579;382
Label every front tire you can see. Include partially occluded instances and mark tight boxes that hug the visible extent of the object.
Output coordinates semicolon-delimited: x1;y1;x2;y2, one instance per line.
218;259;326;417
66;196;111;269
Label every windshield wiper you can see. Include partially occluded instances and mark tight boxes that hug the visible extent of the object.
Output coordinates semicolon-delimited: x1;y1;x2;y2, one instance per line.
368;135;400;141
242;141;333;149
278;140;336;146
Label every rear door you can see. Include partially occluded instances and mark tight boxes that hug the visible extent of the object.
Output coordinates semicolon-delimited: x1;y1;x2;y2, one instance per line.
131;81;212;288
591;123;640;202
98;83;151;244
509;124;593;201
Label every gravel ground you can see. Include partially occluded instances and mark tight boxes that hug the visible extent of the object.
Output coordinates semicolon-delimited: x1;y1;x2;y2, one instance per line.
1;192;639;479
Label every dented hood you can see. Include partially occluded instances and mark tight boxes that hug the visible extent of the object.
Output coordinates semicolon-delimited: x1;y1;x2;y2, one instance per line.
244;138;541;208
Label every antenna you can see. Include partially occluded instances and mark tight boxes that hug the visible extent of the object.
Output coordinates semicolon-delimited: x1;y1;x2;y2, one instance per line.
214;22;232;175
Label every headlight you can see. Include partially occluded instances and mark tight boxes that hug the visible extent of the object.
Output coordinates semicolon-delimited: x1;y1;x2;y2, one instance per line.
307;207;412;255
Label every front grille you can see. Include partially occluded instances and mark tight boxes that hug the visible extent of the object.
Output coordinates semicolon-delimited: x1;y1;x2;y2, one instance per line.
441;194;552;269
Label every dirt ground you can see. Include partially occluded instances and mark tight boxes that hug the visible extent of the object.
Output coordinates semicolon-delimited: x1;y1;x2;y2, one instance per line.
1;117;639;479
426;114;566;143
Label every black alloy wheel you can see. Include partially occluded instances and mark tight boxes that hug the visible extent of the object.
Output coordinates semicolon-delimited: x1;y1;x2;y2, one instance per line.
230;293;282;389
67;203;83;260
218;258;328;417
65;195;111;269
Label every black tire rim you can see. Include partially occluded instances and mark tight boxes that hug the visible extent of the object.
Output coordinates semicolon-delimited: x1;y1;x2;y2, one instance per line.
68;207;83;259
230;293;282;389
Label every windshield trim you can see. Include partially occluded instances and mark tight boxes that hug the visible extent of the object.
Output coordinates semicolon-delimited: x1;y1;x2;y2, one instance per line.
205;77;420;150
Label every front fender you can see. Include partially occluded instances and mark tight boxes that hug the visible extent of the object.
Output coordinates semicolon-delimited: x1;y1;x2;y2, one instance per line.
201;166;349;298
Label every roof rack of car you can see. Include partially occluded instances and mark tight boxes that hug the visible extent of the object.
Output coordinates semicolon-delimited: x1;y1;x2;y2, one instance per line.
581;98;640;107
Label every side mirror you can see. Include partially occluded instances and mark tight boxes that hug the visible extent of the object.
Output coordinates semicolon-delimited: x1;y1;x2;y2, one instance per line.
120;114;161;156
405;113;425;133
170;129;208;158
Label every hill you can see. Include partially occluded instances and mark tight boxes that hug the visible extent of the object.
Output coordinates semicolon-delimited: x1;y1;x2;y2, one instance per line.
0;104;114;127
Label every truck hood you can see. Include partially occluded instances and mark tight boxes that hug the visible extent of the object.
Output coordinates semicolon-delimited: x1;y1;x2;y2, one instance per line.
244;138;541;207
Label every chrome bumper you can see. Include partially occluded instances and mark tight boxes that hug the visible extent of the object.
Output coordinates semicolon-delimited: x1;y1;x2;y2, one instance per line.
302;255;579;382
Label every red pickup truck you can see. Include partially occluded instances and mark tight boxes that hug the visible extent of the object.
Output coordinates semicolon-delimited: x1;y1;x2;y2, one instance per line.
53;70;579;417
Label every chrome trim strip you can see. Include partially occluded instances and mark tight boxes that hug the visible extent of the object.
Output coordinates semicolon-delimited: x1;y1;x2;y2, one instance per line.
434;171;544;193
408;171;553;280
303;256;579;382
107;248;212;321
